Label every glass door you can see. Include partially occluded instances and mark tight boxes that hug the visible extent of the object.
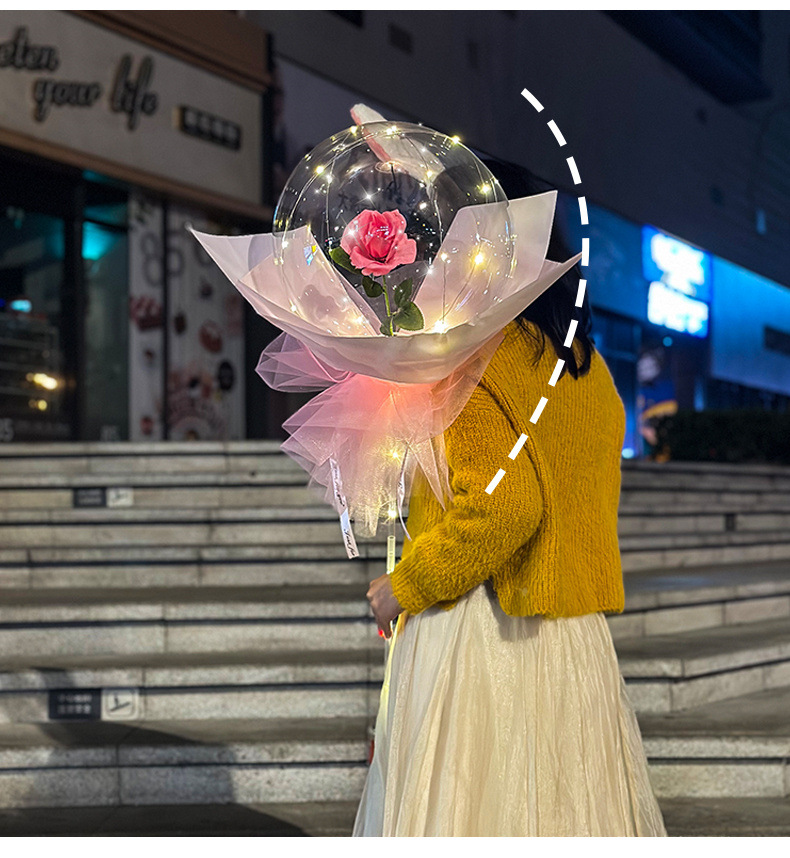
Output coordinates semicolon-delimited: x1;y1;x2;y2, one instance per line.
0;157;73;442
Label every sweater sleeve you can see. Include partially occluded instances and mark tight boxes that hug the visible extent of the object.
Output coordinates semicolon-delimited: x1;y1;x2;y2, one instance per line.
389;381;545;615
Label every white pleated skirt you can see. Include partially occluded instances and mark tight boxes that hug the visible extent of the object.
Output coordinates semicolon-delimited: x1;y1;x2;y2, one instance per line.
353;580;667;837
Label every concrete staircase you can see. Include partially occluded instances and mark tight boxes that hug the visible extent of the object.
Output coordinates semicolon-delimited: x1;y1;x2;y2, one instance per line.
0;442;789;835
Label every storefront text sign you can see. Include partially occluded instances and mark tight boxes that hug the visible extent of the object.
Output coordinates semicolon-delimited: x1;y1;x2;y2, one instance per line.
0;12;261;206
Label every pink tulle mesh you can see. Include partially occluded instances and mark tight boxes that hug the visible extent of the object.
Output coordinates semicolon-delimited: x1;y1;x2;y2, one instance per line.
256;331;505;539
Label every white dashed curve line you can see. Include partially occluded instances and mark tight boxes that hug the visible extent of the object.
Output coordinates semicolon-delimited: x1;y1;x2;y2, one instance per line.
575;279;587;308
520;88;544;112
547;120;566;147
485;469;507;495
509;433;528;460
566;156;582;185
530;397;549;424
563;319;579;348
487;87;588;494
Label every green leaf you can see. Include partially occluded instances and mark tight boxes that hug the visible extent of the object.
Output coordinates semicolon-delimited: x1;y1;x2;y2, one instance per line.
362;276;384;298
392;302;425;332
328;246;359;274
379;320;394;336
393;278;414;309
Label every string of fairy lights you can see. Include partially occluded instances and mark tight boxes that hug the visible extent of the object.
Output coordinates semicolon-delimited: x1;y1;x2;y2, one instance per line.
272;122;516;337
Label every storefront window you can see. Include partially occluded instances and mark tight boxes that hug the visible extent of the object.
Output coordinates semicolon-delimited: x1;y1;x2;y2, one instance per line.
0;203;70;441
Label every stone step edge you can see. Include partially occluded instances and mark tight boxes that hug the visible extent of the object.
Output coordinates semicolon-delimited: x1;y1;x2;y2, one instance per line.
3;504;790;520
0;722;786;767
643;736;790;759
0;592;784;629
0;797;786;836
1;534;789;562
3;444;789;473
0;577;785;608
0;716;374;763
0;646;386;680
0;800;362;836
3;535;788;565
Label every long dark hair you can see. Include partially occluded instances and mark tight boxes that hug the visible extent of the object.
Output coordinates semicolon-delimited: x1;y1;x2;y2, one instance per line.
482;157;596;380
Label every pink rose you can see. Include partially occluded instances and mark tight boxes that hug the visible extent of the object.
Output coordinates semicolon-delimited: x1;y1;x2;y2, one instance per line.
340;209;417;277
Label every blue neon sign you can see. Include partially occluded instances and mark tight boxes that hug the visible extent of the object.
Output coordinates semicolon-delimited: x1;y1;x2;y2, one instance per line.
642;226;710;337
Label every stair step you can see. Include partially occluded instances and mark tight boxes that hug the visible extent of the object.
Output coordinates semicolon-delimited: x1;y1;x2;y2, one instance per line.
640;685;790;799
619;529;790;552
0;444;295;477
5;508;790;546
5;508;790;547
0;506;341;524
0;796;787;835
0;647;387;723
0;647;386;688
617;510;790;536
0;584;381;658
0;520;347;548
0;618;379;659
657;796;790;836
0;542;385;589
620;459;790;490
620;489;790;511
0;717;370;808
621;539;790;573
0;484;316;510
5;479;790;516
617;616;790;713
0;585;371;623
0;800;360;836
609;560;790;639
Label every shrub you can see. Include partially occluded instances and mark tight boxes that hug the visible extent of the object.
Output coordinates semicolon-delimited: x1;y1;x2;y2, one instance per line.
654;409;790;465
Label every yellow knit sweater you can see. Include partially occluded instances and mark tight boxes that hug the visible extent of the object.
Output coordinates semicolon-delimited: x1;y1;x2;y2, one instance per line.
389;319;626;618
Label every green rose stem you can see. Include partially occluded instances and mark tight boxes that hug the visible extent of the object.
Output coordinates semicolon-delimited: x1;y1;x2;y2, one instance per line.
381;275;395;336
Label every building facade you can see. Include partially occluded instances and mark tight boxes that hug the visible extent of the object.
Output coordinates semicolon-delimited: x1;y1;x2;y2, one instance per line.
250;10;790;457
2;11;789;455
0;11;272;443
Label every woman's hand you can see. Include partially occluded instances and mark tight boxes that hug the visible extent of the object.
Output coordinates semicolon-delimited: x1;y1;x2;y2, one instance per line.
367;573;404;639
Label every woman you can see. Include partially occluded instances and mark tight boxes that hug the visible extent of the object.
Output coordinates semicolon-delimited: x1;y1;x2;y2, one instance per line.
353;161;667;837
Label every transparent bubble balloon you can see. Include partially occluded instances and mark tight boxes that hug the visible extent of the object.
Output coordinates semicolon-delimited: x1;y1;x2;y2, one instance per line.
272;121;516;337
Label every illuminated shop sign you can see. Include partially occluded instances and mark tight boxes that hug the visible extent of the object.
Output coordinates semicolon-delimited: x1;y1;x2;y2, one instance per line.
0;12;262;206
642;226;710;337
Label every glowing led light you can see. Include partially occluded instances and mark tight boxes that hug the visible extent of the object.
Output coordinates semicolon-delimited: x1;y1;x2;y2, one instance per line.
419;202;428;210
386;125;398;135
474;252;485;266
350;125;358;134
440;253;448;261
426;169;434;179
26;372;58;390
432;320;450;334
314;165;326;175
479;183;492;194
451;135;461;144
